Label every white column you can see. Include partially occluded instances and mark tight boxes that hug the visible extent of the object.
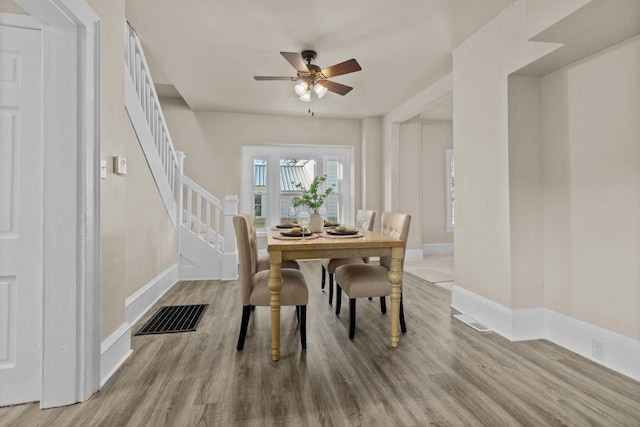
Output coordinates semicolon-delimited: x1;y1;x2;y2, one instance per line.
221;194;239;280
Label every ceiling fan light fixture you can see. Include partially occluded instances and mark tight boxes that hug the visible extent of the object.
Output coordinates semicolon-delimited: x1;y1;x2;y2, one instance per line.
314;83;328;98
294;81;308;96
299;91;311;102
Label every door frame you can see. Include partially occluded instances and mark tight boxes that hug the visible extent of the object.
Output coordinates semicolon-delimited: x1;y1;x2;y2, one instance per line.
13;0;101;408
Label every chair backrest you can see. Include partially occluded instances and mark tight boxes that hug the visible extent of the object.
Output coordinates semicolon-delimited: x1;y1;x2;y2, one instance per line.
239;213;258;274
379;211;411;271
233;215;255;305
356;209;376;232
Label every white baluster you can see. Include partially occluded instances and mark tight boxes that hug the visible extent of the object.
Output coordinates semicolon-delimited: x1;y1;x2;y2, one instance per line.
196;194;202;237
215;208;221;248
135;52;141;94
187;186;193;231
206;203;211;244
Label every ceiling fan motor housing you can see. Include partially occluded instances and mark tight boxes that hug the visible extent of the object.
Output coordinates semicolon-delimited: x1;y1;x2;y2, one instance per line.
301;50;317;64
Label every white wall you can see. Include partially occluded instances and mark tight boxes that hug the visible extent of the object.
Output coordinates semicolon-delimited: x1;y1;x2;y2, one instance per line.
421;120;453;245
542;36;640;340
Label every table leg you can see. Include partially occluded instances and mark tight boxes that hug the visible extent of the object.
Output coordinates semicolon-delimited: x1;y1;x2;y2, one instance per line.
388;247;404;348
268;251;283;361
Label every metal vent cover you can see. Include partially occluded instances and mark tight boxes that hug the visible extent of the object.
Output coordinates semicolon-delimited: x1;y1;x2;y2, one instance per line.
135;304;208;335
453;314;492;332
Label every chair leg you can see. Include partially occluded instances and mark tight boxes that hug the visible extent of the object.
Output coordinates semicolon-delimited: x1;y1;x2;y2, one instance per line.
380;296;387;314
349;299;356;340
335;284;342;315
237;305;251;351
321;265;326;290
299;305;307;349
400;296;407;333
368;297;372;301
329;273;334;305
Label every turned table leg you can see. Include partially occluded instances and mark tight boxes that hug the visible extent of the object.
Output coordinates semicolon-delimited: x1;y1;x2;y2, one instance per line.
268;251;283;361
388;246;404;348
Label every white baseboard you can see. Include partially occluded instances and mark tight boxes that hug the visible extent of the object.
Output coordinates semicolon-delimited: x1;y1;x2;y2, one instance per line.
545;310;640;382
512;308;546;341
451;285;514;339
422;243;454;255
451;285;640;382
405;248;424;263
100;322;132;388
125;263;178;326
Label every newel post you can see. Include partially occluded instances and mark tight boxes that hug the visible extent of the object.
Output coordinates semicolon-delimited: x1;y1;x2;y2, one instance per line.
175;151;185;268
221;194;239;280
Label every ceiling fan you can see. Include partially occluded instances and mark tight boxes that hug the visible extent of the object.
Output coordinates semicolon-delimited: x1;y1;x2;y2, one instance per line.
254;50;362;102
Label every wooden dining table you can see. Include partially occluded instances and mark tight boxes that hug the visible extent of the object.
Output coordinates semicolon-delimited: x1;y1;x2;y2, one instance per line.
266;228;405;361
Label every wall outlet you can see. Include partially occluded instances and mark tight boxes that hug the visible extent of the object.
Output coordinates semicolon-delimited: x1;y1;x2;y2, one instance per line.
592;339;606;361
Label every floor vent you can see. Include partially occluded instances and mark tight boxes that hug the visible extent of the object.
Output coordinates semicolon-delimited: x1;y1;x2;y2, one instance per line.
453;314;492;332
135;304;208;335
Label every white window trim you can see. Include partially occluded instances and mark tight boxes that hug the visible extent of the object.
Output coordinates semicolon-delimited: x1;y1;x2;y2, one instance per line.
241;145;351;235
445;148;454;232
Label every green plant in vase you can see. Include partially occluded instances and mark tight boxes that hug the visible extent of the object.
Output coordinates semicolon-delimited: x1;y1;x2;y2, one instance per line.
292;175;335;232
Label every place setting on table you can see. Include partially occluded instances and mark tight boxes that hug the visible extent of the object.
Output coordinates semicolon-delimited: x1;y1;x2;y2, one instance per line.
272;222;364;240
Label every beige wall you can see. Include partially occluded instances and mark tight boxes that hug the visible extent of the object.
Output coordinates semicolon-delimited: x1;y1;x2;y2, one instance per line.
453;0;639;340
452;0;585;308
542;36;640;340
361;117;383;231
85;0;176;340
421;120;454;245
87;0;128;340
508;75;544;309
398;116;423;253
160;98;363;213
123;120;176;299
0;0;27;14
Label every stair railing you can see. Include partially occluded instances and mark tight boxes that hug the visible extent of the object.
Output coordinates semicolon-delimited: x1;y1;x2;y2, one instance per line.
182;175;223;248
125;21;179;223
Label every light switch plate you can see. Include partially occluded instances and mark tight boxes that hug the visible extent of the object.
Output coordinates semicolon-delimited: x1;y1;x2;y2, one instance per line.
113;156;127;175
100;160;107;179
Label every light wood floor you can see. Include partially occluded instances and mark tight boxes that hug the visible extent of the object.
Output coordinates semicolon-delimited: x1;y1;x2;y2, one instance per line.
2;261;639;426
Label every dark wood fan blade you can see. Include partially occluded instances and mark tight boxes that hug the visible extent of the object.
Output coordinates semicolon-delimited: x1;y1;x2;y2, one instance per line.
280;52;310;73
254;76;296;81
321;59;361;78
318;80;353;96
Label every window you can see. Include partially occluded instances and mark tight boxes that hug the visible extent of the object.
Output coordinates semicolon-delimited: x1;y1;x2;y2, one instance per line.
445;149;454;232
253;160;267;228
242;146;351;232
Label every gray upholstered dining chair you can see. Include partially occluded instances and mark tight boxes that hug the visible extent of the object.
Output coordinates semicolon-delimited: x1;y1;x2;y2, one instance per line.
240;213;300;272
233;215;308;351
321;209;376;305
334;211;411;340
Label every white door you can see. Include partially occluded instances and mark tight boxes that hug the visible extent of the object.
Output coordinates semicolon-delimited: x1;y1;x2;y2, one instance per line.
0;23;43;406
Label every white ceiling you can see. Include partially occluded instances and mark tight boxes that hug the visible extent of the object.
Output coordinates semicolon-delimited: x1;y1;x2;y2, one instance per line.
126;0;512;119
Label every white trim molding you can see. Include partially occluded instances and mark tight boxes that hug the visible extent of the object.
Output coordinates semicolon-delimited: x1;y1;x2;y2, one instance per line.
125;264;178;327
100;322;132;388
16;0;101;408
0;12;41;29
404;248;424;263
451;285;640;382
422;243;454;255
